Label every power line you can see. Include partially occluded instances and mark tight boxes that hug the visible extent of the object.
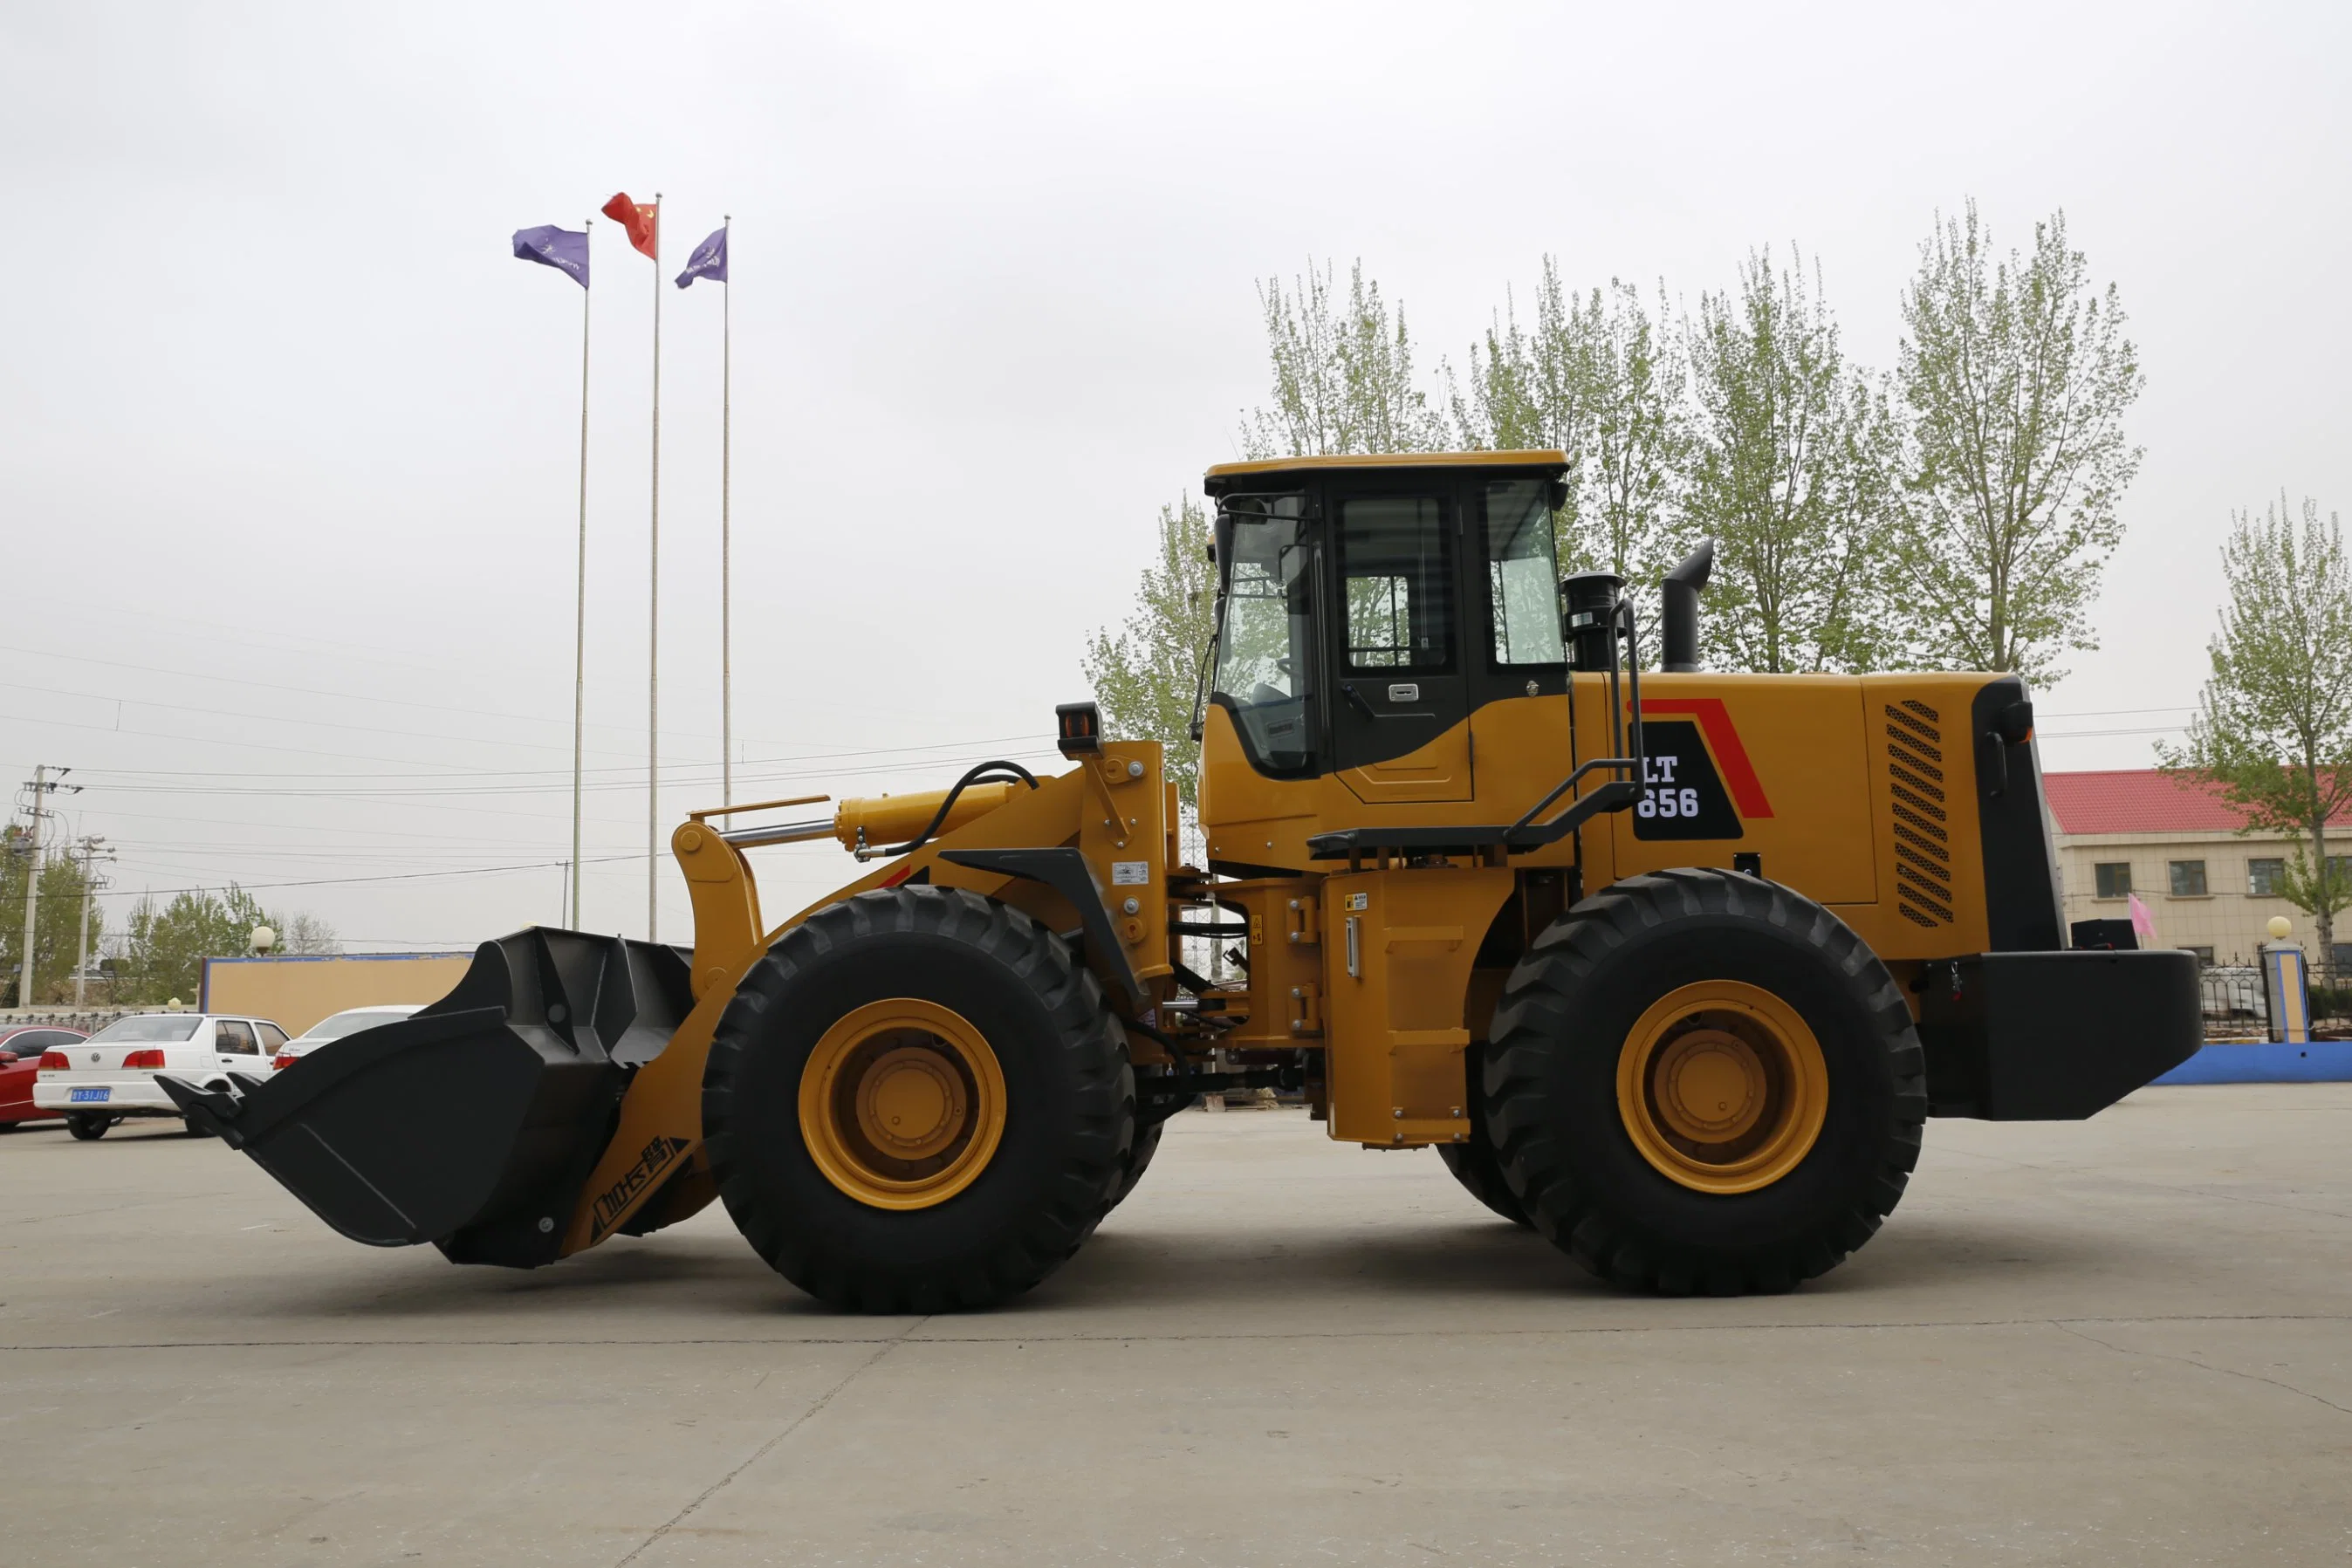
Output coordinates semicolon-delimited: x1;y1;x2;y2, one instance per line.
2038;724;2188;739
73;736;1054;793
81;853;647;900
10;680;653;761
0;640;734;744
2037;705;2195;718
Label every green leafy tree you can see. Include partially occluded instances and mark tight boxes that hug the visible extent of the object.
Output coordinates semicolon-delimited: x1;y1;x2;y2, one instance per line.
1243;259;1445;458
1;836;104;1005
2160;493;2352;979
113;885;290;1004
1578;279;1688;586
1681;247;1902;672
1082;496;1217;806
1450;266;1686;585
1893;202;2143;681
1450;264;1587;465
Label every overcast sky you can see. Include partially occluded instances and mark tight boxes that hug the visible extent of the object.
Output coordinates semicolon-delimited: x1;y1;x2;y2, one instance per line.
3;1;2346;952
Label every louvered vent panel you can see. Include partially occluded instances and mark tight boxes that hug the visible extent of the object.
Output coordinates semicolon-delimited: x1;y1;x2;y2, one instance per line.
1885;701;1953;928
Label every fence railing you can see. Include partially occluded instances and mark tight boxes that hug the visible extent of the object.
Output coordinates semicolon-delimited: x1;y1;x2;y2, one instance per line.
2199;966;2349;1040
0;1008;151;1034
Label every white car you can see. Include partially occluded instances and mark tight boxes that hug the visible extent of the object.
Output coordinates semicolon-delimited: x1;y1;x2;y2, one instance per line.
34;1012;290;1140
271;1004;425;1070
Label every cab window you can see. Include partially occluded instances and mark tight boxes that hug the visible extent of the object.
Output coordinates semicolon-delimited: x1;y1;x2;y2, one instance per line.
257;1023;290;1051
1483;479;1565;666
1210;496;1318;774
215;1021;259;1055
1338;496;1452;671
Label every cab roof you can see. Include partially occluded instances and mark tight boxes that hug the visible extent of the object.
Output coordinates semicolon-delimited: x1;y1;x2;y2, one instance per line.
1203;449;1568;495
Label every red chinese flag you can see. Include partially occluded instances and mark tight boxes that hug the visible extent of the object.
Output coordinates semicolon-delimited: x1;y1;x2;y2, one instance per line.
600;192;658;259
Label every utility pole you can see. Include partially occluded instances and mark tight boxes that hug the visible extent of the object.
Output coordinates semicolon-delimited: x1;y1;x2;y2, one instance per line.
69;835;113;1009
14;766;77;1009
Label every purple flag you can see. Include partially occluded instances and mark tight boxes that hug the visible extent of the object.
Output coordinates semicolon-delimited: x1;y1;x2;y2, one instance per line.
675;226;727;289
512;224;589;289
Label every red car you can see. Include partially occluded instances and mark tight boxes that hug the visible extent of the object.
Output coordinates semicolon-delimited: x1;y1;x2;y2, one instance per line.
0;1025;90;1128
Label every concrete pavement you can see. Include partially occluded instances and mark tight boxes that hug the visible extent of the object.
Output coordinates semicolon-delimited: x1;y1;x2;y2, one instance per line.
3;1086;2348;1565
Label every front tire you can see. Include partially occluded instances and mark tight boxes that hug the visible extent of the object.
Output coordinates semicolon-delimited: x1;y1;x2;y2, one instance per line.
1485;869;1925;1295
703;886;1134;1313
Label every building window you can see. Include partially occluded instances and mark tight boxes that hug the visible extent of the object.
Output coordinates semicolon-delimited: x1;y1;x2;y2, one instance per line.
2248;858;2286;897
2185;946;2215;967
2169;859;2208;896
2094;862;2132;899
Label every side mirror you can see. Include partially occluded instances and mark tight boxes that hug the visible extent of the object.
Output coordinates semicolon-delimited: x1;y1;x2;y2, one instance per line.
0;1051;18;1065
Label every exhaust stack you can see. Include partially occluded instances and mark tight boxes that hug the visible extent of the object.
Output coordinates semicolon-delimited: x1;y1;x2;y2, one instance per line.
1661;539;1715;674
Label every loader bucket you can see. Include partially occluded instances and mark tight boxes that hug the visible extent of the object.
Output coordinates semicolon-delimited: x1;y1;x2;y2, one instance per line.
162;928;692;1268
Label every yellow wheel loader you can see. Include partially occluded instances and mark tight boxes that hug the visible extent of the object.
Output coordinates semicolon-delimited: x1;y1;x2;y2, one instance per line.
168;452;2201;1310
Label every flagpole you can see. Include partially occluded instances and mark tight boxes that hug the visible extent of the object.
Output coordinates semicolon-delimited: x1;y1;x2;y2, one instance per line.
648;193;662;944
721;214;733;807
573;216;592;930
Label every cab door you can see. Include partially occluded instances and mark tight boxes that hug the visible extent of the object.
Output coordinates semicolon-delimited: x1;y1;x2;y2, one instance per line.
1327;483;1474;804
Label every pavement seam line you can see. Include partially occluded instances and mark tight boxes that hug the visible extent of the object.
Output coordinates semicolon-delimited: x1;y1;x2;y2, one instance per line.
2049;1319;2352;1420
609;1316;927;1568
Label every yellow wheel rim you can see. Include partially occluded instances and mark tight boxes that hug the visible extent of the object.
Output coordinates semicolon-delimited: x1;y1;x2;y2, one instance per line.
799;998;1006;1210
1615;980;1827;1195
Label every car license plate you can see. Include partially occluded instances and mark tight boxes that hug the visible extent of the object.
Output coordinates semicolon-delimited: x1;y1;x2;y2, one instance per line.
69;1086;111;1104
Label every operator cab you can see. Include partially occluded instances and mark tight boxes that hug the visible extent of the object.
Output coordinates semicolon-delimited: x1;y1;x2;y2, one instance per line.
1201;452;1574;790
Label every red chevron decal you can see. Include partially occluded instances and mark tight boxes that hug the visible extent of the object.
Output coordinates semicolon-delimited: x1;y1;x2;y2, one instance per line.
1636;698;1774;818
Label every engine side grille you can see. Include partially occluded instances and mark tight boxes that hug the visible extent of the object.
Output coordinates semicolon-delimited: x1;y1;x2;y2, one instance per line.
1886;701;1953;928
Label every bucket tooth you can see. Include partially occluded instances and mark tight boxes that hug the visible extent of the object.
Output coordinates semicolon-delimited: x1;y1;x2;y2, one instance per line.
158;1074;245;1139
185;928;692;1264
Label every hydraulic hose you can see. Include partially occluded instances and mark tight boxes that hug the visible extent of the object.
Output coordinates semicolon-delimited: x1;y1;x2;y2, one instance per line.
880;760;1039;857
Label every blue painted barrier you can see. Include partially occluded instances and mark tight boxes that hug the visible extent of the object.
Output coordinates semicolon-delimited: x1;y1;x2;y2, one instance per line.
2154;1039;2352;1085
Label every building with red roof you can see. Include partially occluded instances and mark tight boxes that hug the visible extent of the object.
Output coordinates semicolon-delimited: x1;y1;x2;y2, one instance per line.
2046;769;2350;971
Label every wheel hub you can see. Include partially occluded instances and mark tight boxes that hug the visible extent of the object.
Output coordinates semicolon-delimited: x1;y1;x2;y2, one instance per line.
1651;1030;1768;1142
856;1046;967;1160
799;998;1006;1211
1615;981;1829;1195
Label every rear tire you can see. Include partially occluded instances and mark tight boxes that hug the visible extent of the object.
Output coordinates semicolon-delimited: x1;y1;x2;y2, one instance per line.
1437;1036;1532;1227
1484;869;1925;1295
1437;1135;1530;1228
1107;1113;1164;1210
703;886;1134;1313
65;1113;112;1141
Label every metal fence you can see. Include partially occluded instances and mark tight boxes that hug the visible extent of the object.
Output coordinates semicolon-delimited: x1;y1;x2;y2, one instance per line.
0;1008;148;1035
2199;965;2349;1040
